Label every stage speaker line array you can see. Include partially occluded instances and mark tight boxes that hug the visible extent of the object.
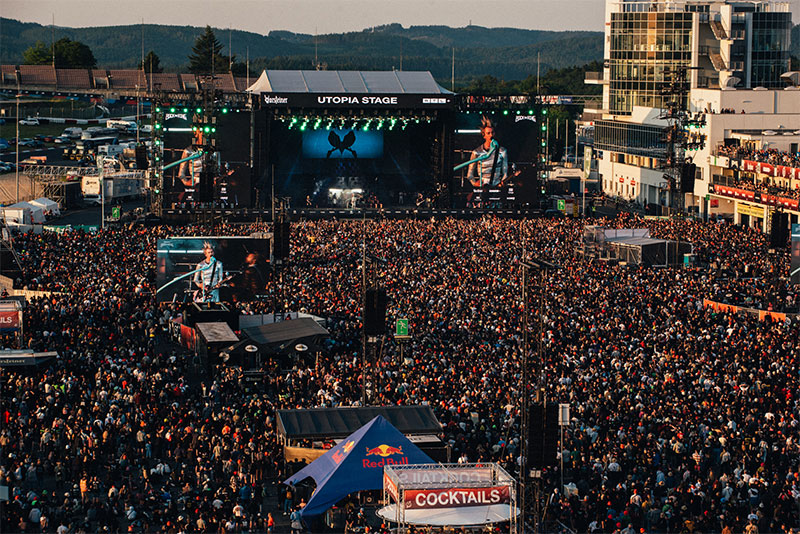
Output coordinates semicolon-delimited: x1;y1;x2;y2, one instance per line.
770;212;789;249
364;288;388;336
527;402;559;470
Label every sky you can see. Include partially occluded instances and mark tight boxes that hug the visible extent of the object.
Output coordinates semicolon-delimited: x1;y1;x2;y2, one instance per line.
5;0;797;35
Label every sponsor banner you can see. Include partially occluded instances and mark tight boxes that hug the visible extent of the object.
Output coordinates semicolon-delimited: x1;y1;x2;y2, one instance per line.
737;203;765;219
703;299;739;315
180;324;196;352
714;185;755;201
384;471;398;502
758;310;787;323
404;486;511;510
742;160;800;180
713;185;799;210
262;93;455;109
710;155;730;169
0;311;19;331
395;466;496;485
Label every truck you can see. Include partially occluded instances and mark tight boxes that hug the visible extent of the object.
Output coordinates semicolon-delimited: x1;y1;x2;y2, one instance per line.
81;175;142;206
64;136;119;161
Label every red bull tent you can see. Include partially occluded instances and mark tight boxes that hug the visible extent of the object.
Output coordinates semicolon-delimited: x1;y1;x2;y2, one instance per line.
284;415;434;518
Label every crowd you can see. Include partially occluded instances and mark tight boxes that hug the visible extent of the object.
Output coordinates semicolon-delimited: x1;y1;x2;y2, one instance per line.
1;214;799;534
716;146;800;171
711;174;800;202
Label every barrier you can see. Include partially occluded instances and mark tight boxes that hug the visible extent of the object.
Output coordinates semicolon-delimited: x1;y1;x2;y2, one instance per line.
702;298;796;322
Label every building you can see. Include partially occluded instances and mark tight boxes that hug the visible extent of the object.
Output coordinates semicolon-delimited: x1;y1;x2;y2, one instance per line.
588;0;798;229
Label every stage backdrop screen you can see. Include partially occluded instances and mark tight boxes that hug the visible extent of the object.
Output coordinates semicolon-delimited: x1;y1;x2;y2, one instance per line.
156;237;269;303
269;121;436;208
302;129;383;159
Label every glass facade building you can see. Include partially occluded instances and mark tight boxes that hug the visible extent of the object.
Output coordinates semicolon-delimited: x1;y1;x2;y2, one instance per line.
608;11;693;115
750;12;792;88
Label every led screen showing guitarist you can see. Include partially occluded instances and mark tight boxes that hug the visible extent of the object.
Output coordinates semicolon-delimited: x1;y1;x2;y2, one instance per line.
467;116;508;188
193;241;226;303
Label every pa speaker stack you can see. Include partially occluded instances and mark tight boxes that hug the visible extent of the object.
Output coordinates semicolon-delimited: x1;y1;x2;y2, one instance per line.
770;212;789;249
527;402;559;471
364;288;388;336
273;219;290;261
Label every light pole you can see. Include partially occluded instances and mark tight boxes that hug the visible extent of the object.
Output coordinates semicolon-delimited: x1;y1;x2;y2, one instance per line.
100;168;105;230
15;79;20;203
519;258;557;534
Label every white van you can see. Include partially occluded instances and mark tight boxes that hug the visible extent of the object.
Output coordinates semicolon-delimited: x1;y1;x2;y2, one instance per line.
62;127;83;139
106;119;136;131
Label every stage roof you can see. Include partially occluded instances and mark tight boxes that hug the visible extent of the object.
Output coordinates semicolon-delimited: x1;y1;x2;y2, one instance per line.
277;405;442;440
242;317;328;345
247;70;453;95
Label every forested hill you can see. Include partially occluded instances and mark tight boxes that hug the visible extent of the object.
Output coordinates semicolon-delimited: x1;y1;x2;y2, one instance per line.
1;18;604;83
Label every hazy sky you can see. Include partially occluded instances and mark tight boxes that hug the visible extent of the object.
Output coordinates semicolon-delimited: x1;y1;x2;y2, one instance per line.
5;0;797;35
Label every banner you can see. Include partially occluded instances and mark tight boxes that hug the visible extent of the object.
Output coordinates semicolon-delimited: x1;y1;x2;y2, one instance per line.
404;486;510;510
384;471;398;502
0;311;19;331
742;160;800;180
737;203;765;219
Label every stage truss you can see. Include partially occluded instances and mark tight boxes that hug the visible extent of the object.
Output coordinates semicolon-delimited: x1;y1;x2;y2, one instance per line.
381;463;518;532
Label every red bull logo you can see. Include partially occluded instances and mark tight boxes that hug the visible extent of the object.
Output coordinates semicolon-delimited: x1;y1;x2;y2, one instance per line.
363;444;407;468
366;444;403;457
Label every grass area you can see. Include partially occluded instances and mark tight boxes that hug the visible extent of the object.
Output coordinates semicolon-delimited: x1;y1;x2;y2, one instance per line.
0;124;67;140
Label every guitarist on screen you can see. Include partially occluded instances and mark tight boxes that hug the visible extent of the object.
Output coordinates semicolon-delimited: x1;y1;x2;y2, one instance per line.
467;115;518;208
467;115;508;188
193;241;225;303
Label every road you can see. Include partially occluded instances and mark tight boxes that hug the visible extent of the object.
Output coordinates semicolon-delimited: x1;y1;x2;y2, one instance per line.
55;199;146;226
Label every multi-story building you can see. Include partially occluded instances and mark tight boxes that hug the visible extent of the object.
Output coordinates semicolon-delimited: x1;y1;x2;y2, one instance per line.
587;0;798;229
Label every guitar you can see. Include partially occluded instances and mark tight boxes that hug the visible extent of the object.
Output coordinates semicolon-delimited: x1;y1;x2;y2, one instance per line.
193;274;235;303
469;168;522;188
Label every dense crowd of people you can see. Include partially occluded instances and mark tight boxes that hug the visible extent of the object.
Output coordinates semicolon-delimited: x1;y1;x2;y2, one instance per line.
710;174;800;202
716;146;800;171
1;214;799;534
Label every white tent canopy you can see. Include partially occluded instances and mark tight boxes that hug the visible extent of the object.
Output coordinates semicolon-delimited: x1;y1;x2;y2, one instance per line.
246;70;453;95
29;197;60;217
377;503;518;527
6;202;45;224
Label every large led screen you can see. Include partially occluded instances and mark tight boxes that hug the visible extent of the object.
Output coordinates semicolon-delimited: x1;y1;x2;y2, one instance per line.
156;237;269;303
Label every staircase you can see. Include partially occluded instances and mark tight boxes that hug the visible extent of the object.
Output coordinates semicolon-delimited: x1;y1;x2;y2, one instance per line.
709;52;728;72
710;20;729;40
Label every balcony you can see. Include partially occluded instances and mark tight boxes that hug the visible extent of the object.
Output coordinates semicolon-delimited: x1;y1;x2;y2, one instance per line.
584;71;607;85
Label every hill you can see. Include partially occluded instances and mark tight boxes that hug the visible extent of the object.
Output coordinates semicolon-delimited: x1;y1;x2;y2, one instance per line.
0;18;603;84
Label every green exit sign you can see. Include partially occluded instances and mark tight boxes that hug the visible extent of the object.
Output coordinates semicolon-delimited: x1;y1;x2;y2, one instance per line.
395;318;409;338
111;206;121;220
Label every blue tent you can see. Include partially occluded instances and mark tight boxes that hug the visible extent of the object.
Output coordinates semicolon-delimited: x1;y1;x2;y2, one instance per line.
285;414;434;518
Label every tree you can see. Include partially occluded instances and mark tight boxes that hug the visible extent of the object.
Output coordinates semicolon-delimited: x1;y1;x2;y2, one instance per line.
138;51;163;73
22;38;97;68
188;26;231;75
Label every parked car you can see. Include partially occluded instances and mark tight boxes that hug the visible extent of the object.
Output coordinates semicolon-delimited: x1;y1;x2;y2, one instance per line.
53;136;72;144
18;138;44;148
0;162;14;173
0;138;10;151
19;118;40;126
